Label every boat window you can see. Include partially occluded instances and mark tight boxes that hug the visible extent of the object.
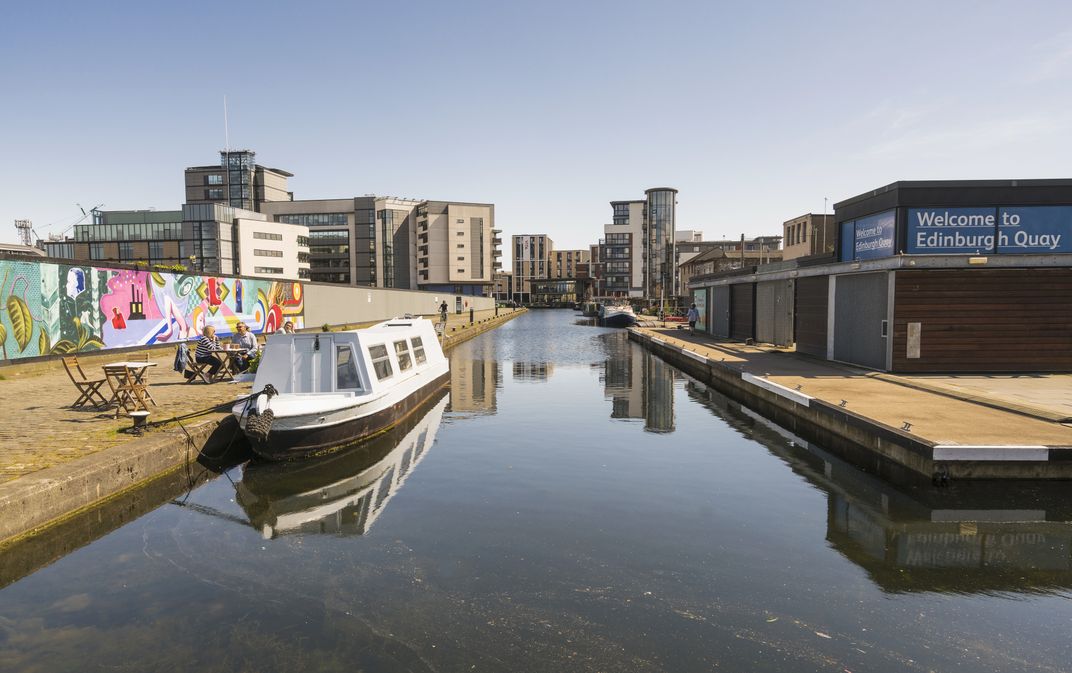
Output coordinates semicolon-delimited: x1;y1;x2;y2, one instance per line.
411;336;427;364
336;345;361;390
369;344;393;381
394;340;412;371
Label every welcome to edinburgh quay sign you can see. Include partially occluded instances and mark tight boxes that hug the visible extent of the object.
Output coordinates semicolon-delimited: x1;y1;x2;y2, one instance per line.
907;206;1072;255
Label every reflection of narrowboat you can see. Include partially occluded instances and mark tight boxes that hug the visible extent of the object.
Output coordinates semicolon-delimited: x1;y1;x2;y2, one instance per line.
236;392;448;538
234;317;449;461
599;304;637;327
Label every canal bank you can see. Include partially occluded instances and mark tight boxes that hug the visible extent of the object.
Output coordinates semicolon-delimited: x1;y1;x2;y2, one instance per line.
629;326;1072;480
0;308;524;547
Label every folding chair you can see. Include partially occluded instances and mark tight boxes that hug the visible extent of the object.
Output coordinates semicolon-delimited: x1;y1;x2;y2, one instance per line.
186;358;214;384
103;365;148;418
62;356;109;408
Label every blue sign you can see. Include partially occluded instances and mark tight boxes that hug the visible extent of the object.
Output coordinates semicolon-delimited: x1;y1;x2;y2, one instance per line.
839;220;855;261
907;207;996;254
852;210;896;260
997;207;1072;254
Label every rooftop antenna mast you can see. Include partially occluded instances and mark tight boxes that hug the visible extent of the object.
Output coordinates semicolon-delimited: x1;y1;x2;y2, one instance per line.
224;95;230;153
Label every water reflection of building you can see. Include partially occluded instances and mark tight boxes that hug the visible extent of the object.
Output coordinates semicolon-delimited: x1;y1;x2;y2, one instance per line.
684;380;1072;594
599;335;675;432
236;394;448;539
449;358;500;415
513;361;554;382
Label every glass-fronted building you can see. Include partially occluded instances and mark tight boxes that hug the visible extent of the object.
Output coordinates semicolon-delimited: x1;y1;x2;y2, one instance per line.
644;187;678;300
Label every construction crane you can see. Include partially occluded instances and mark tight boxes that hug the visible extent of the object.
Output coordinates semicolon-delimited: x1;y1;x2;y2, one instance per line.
45;203;104;242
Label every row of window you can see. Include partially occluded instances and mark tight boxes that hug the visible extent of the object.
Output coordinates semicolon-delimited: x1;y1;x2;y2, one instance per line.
74;222;184;242
254;266;283;274
366;337;427;383
253;231;282;241
254;249;284;257
278;213;350;227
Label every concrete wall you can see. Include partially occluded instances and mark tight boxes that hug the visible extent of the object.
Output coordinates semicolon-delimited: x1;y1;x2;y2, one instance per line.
302;282;494;327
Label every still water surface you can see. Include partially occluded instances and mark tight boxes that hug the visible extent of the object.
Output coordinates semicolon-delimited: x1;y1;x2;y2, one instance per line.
2;311;1072;672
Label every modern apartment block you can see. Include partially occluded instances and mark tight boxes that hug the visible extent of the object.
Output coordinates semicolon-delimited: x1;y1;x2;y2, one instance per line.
260;196;498;295
782;214;836;260
601;200;645;298
185;150;293;212
550;249;591;279
493;270;514;302
512;234;553;303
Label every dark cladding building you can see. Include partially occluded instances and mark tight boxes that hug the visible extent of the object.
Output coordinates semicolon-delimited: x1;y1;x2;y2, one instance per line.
688;180;1072;373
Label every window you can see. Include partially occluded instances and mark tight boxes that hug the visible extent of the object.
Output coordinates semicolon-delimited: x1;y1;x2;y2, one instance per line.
207;174;223;185
457;268;465;273
457;243;465;248
394;340;412;371
254;249;284;257
118;242;134;260
253;231;283;241
336;345;360;389
801;224;807;243
411;337;426;364
369;344;393;380
254;266;284;274
278;213;349;227
89;243;104;260
457;256;465;261
456;231;465;236
207;188;224;199
297;235;309;246
149;241;164;260
456;219;465;224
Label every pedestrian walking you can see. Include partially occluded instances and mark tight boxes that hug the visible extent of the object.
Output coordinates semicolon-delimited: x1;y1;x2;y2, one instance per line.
686;303;700;334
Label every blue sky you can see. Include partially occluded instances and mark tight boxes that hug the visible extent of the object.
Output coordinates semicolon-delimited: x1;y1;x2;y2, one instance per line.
3;1;1072;248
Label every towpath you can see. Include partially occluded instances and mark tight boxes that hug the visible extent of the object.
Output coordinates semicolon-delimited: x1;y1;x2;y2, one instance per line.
634;326;1072;447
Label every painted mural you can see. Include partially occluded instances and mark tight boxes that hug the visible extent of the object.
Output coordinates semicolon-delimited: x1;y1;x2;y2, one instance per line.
0;260;304;361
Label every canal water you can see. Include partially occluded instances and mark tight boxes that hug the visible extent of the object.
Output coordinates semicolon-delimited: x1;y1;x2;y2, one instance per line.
2;310;1071;672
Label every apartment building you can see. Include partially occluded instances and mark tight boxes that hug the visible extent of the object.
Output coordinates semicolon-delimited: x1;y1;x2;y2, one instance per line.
261;196;498;295
782;214;836;260
512;234;552;303
601;200;645;298
550;249;591;279
185;150;293;212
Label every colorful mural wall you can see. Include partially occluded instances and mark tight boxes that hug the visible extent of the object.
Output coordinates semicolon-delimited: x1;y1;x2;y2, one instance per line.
0;259;304;361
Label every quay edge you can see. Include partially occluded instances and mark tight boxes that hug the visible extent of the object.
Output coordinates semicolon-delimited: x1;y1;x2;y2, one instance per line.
628;328;1072;480
0;309;525;548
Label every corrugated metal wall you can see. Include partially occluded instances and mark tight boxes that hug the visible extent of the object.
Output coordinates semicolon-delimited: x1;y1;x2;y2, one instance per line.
833;272;889;370
794;276;829;358
712;286;731;338
755;279;794;346
730;283;755;341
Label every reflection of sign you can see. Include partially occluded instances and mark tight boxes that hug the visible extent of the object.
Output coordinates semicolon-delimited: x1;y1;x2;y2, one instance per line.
907;206;1072;254
853;211;896;260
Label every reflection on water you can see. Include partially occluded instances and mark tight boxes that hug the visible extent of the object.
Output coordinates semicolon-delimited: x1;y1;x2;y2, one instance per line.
685;378;1072;596
599;332;675;432
3;310;1072;672
238;393;448;539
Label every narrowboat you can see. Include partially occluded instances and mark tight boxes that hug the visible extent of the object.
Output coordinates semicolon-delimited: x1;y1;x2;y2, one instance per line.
236;391;448;538
234;317;449;461
599;304;638;327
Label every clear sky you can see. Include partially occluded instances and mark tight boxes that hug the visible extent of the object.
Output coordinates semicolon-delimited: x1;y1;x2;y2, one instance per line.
3;1;1072;248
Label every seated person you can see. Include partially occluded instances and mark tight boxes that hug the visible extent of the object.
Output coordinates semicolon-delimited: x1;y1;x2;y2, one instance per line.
230;322;258;371
187;325;223;380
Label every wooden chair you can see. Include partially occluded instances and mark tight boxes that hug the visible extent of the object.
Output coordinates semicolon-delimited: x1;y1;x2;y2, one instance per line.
62;357;109;408
103;365;149;418
129;351;154;394
186;358;215;384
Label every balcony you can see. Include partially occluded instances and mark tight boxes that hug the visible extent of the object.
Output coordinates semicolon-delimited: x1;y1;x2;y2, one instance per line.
492;237;502;246
493;260;502;270
492;249;502;257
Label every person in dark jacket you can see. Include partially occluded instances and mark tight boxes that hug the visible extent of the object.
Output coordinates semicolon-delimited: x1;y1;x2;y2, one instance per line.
186;325;223;380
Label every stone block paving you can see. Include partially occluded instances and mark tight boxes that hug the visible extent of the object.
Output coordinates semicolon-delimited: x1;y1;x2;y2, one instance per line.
638;326;1072;447
0;350;251;483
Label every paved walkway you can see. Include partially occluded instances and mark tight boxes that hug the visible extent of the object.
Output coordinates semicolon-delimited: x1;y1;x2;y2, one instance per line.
636;327;1072;447
0;351;250;483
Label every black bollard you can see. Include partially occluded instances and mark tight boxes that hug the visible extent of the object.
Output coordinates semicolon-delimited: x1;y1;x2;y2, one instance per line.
469;307;474;324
